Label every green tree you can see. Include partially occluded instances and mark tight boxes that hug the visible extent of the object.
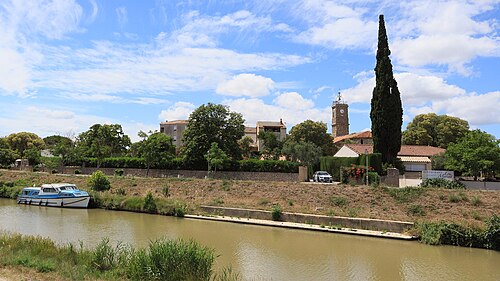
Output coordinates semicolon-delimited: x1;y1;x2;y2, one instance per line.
88;170;111;191
370;15;403;164
24;147;42;166
0;137;8;149
282;141;322;166
76;124;131;167
0;148;17;167
238;136;254;159
286;120;336;155
205;142;229;176
136;131;175;176
182;103;244;168
403;113;469;148
5;132;45;157
445;130;500;179
258;131;283;160
43;135;73;148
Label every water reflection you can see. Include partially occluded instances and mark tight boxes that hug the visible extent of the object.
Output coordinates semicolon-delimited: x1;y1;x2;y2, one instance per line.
1;199;499;280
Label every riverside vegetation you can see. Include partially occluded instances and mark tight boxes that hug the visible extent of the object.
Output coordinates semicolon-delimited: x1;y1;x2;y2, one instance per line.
0;232;240;281
0;170;499;251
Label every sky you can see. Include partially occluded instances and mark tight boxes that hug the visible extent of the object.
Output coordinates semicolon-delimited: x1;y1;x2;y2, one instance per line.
0;0;499;142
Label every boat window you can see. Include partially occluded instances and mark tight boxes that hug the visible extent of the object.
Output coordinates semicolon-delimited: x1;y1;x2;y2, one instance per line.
42;188;57;193
32;191;39;196
22;190;30;195
59;187;66;190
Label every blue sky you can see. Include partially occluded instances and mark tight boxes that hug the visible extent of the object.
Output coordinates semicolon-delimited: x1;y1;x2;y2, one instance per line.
0;0;499;142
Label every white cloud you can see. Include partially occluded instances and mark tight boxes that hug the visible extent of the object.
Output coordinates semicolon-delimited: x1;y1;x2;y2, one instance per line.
273;92;314;109
116;7;127;27
431;91;500;126
216;74;275;97
223;97;329;129
158;102;196;122
342;72;466;106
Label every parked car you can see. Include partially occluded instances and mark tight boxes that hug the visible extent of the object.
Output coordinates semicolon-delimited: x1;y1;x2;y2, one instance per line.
312;171;333;183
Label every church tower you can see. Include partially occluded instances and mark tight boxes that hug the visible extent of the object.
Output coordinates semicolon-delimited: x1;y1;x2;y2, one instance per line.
332;92;349;138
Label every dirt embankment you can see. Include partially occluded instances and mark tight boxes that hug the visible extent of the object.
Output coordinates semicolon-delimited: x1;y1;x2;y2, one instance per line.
1;170;499;227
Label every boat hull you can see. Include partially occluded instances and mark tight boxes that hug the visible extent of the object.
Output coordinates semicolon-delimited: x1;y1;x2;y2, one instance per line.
17;196;90;208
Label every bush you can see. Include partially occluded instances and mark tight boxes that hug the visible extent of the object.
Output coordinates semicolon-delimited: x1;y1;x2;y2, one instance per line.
143;192;157;213
88;170;111;191
320;156;359;181
329;196;348;207
421;178;465;189
407;204;426;216
74;169;81;174
127;238;215;281
271;205;282;221
114;169;124;177
484;215;500;250
385;186;425;203
162;185;170;197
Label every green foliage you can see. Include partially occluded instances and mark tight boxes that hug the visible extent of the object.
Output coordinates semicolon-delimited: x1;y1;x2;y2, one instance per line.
114;169;124;176
370;15;402;164
0;184;24;199
88;170;111;191
445;129;500;179
329;196;348;207
127;238;215;281
471;196;482;206
76;124;131;167
41;157;61;172
238;159;300;173
271;205;282;221
282;141;322;166
136;131;175;175
320;156;359;181
0;148;18;167
74;169;81;174
24;147;42;166
238;136;254;159
385;186;425;203
162;184;170;197
358;153;382;174
143;192;157;213
258;131;283;160
421;178;465;189
341;164;375;184
407;204;426;216
431;153;446;170
403;113;470;148
0;233;236;280
415;218;500;250
182;103;244;168
5;132;45;157
206;142;229;175
286;120;336;156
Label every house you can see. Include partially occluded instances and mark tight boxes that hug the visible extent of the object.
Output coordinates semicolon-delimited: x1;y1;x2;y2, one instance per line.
333;131;373;145
160;119;286;153
334;143;445;172
159;120;188;152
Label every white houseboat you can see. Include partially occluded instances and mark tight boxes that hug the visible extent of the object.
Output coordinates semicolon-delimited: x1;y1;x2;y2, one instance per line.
17;183;90;208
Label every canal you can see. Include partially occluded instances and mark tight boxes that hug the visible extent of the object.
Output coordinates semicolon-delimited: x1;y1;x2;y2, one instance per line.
0;199;498;280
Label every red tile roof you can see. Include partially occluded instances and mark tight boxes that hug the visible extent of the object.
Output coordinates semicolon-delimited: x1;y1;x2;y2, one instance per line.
334;131;372;143
344;144;445;157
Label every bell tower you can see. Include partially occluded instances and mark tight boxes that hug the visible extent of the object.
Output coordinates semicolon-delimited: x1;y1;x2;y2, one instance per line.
332;92;349;138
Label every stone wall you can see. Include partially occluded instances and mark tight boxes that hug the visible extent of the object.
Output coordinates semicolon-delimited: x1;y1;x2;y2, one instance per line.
62;166;299;182
460;180;500;190
200;206;414;233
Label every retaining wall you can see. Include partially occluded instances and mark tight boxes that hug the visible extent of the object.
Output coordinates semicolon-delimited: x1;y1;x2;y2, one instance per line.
200;206;414;233
62;167;299;182
460;180;500;190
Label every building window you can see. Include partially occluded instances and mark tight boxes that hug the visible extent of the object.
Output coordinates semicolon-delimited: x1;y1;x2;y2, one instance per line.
173;125;177;131
160;127;164;133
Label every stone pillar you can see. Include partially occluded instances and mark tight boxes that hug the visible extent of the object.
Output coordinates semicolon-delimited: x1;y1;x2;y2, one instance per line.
298;166;308;182
384;168;400;187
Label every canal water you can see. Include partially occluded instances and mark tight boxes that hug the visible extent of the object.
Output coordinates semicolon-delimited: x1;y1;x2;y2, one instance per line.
0;198;498;280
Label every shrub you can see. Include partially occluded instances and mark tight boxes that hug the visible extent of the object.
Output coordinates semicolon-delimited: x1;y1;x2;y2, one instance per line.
271;205;282;221
471;196;482;206
74;169;81;174
88;170;111;191
421;178;465;189
448;194;461;203
386;186;425;203
484;215;500;250
407;204;426;216
320;156;359;181
114;169;124;177
329;196;348;207
143;192;157;213
127;238;215;281
162;184;170;197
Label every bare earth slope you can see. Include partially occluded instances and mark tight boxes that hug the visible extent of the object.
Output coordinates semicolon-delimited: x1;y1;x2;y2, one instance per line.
1;170;498;227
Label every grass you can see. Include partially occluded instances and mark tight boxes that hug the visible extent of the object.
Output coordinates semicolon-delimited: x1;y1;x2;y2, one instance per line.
0;233;241;281
471;196;482;206
385;186;426;203
407;204;426;216
329;196;349;207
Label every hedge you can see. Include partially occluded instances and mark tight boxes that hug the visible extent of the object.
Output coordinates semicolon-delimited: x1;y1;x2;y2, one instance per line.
320;156;359;181
358;153;382;174
70;157;300;173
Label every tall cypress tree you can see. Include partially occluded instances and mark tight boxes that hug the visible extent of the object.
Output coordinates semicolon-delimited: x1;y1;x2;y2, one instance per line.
370;15;403;164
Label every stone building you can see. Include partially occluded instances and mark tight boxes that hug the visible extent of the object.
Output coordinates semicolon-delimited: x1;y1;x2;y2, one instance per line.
159;120;188;152
331;92;349;138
